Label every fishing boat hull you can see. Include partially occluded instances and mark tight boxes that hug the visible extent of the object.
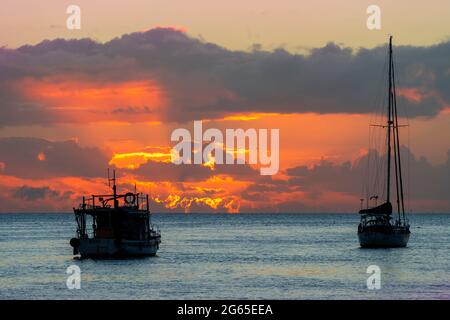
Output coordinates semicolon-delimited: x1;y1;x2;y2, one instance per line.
358;227;410;248
71;238;160;258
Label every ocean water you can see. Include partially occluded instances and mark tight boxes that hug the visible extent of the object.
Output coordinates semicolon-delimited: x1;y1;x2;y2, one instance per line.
0;213;449;300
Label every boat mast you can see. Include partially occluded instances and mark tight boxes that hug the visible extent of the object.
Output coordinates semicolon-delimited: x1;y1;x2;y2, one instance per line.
108;168;118;209
391;38;406;222
386;36;393;205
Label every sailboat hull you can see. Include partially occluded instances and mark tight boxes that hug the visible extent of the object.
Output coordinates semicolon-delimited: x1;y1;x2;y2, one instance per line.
358;227;410;248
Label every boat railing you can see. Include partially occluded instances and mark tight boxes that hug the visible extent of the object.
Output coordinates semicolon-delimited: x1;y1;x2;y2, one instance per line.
76;192;152;212
360;214;392;226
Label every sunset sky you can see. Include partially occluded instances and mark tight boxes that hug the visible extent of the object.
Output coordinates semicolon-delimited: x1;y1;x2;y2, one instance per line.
0;0;449;213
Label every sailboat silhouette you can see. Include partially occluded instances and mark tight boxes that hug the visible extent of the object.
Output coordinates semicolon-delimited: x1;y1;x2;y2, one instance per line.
357;36;411;248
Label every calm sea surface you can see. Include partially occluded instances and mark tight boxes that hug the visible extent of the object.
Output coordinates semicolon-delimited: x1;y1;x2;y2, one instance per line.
0;213;449;299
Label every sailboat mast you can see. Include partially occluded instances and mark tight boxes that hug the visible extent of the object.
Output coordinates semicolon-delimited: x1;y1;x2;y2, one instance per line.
391;40;406;222
386;36;393;204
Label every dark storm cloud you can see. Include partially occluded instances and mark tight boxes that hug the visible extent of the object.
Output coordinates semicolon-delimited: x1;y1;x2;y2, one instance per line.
286;157;364;194
13;185;73;201
236;147;450;212
0;28;449;125
284;147;450;202
240;179;294;202
0;137;109;179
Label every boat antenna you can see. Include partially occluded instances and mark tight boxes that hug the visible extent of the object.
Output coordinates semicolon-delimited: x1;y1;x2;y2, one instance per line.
114;170;118;208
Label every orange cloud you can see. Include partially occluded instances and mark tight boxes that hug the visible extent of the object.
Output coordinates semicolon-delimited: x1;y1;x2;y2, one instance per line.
19;76;167;123
218;113;280;122
397;87;425;103
153;194;228;211
37;152;46;161
116;171;245;213
110;149;173;169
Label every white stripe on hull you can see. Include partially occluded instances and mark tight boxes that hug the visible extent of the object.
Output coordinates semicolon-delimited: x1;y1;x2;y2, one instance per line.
77;238;159;257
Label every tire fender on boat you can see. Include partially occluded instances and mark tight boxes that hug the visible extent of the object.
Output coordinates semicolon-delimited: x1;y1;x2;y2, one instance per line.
124;192;136;205
70;238;80;248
